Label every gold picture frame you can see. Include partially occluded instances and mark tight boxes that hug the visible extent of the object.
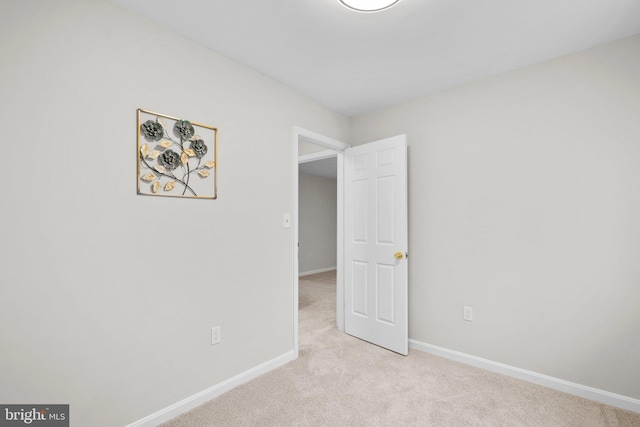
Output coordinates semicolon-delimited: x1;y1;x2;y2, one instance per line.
137;108;217;199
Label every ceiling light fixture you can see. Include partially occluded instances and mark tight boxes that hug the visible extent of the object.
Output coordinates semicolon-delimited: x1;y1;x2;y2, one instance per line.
339;0;401;13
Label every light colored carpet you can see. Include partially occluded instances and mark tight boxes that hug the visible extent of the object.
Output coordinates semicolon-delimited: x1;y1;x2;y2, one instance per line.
162;271;640;426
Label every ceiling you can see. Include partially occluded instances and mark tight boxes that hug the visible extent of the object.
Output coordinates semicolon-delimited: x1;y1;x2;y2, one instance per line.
111;0;640;116
299;157;338;179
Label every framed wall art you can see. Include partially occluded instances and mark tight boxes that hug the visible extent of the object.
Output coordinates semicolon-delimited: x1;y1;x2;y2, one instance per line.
137;108;217;199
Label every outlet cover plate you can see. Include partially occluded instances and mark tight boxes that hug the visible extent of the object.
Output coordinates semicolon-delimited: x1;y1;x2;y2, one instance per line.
211;326;221;344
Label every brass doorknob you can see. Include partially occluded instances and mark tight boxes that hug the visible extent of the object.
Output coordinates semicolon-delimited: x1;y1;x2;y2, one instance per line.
394;251;403;260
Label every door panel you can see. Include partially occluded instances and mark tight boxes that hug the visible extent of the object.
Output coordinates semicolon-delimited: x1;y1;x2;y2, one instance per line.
376;264;395;324
352;261;368;316
344;135;408;355
376;175;395;244
353;179;368;242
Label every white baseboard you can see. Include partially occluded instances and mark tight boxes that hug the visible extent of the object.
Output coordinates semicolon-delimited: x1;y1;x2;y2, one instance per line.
126;351;296;427
299;267;336;277
409;340;640;414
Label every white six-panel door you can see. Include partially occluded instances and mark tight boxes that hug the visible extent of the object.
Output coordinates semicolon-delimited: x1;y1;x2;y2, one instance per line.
344;135;408;355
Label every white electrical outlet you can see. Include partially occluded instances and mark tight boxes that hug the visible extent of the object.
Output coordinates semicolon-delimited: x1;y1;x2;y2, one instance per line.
463;306;473;322
211;326;221;345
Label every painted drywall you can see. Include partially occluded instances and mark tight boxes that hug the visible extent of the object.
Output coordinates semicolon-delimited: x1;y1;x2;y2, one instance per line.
299;173;337;274
350;35;640;400
0;1;349;426
299;138;332;156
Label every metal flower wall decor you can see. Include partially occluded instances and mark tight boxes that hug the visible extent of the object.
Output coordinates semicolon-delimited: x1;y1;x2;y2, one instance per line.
137;109;217;199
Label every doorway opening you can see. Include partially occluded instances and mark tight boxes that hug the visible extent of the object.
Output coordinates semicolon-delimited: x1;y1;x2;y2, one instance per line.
293;127;349;358
299;154;338;278
294;128;409;356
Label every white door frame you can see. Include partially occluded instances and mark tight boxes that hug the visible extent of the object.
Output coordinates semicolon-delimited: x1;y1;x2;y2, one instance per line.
293;126;350;358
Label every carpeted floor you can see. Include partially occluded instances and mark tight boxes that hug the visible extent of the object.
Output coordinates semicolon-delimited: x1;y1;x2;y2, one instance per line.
162;271;640;426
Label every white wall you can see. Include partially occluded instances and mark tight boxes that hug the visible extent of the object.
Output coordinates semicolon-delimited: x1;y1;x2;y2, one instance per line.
351;35;640;400
299;173;337;274
0;1;349;426
299;139;331;156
